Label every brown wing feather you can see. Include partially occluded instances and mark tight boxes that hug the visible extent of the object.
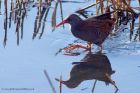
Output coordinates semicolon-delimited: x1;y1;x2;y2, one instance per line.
78;19;115;44
80;19;114;34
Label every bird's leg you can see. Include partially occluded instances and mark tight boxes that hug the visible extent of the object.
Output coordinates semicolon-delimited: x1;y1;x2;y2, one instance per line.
55;78;65;83
105;74;119;93
87;42;92;52
82;42;92;53
63;43;92;56
97;44;103;53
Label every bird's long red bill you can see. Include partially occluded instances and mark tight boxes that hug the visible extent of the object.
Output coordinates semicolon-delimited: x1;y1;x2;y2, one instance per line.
56;19;67;27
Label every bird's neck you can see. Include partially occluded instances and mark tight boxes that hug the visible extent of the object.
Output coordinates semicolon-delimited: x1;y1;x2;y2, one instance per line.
69;17;83;37
70;20;83;36
69;18;82;27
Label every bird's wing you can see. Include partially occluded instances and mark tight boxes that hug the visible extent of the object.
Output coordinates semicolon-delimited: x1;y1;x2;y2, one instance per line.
79;20;112;33
78;20;114;43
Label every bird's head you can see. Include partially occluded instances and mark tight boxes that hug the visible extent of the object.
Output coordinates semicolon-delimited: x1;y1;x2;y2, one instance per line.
55;77;80;88
56;14;82;27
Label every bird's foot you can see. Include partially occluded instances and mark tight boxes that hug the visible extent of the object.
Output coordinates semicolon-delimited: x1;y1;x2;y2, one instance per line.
63;44;91;56
55;44;91;56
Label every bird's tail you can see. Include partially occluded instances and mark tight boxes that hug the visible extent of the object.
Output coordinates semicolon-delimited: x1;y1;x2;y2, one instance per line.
94;11;115;20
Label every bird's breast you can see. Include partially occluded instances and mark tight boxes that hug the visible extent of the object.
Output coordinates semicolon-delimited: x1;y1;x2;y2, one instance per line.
71;27;98;42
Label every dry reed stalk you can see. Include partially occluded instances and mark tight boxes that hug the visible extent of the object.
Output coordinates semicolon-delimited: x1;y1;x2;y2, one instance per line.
127;0;131;5
92;80;97;93
36;7;47;38
131;14;135;40
122;0;125;10
0;0;1;11
9;0;12;28
33;0;49;39
12;0;15;20
39;1;51;39
130;23;133;41
52;1;58;31
16;0;24;45
21;4;26;39
110;0;116;9
59;75;62;93
44;70;57;93
0;0;1;15
59;0;64;28
78;1;101;12
4;0;8;47
39;0;42;19
139;16;140;41
116;0;121;10
106;0;109;7
76;0;102;17
99;0;104;14
96;0;99;15
127;0;131;13
139;0;140;41
14;0;19;24
121;0;136;14
33;9;39;39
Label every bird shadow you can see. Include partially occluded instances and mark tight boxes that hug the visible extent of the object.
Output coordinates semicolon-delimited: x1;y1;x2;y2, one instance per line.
55;52;119;93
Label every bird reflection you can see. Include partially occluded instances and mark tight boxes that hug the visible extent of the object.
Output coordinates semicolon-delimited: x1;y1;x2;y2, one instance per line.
56;53;118;93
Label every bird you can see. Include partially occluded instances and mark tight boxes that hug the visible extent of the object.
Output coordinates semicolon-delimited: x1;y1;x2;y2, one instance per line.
56;12;116;53
55;53;118;92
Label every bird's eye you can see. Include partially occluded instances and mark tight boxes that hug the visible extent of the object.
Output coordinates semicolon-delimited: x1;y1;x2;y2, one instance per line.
66;18;71;22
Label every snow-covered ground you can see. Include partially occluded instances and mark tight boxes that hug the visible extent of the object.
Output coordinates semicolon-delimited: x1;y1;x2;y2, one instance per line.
0;0;140;93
